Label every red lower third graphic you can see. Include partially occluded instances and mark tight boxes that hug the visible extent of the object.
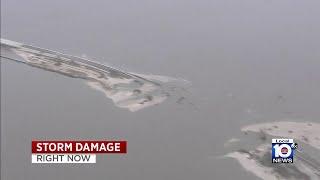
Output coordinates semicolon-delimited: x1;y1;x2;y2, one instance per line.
31;140;127;163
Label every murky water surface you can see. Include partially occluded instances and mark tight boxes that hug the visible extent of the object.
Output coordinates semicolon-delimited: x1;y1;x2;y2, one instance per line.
1;0;320;179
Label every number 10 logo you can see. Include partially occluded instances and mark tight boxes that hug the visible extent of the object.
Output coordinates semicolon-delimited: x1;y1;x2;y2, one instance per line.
272;139;296;163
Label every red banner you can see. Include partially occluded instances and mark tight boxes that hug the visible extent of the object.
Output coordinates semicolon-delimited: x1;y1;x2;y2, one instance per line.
32;141;127;153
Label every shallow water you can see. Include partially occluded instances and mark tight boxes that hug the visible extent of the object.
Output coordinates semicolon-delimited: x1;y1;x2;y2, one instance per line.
1;0;320;179
1;39;191;112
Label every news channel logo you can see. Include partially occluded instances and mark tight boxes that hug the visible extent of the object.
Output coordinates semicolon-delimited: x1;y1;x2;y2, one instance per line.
272;139;298;163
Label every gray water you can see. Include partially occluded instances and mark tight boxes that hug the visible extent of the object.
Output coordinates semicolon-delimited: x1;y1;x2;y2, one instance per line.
1;0;320;179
